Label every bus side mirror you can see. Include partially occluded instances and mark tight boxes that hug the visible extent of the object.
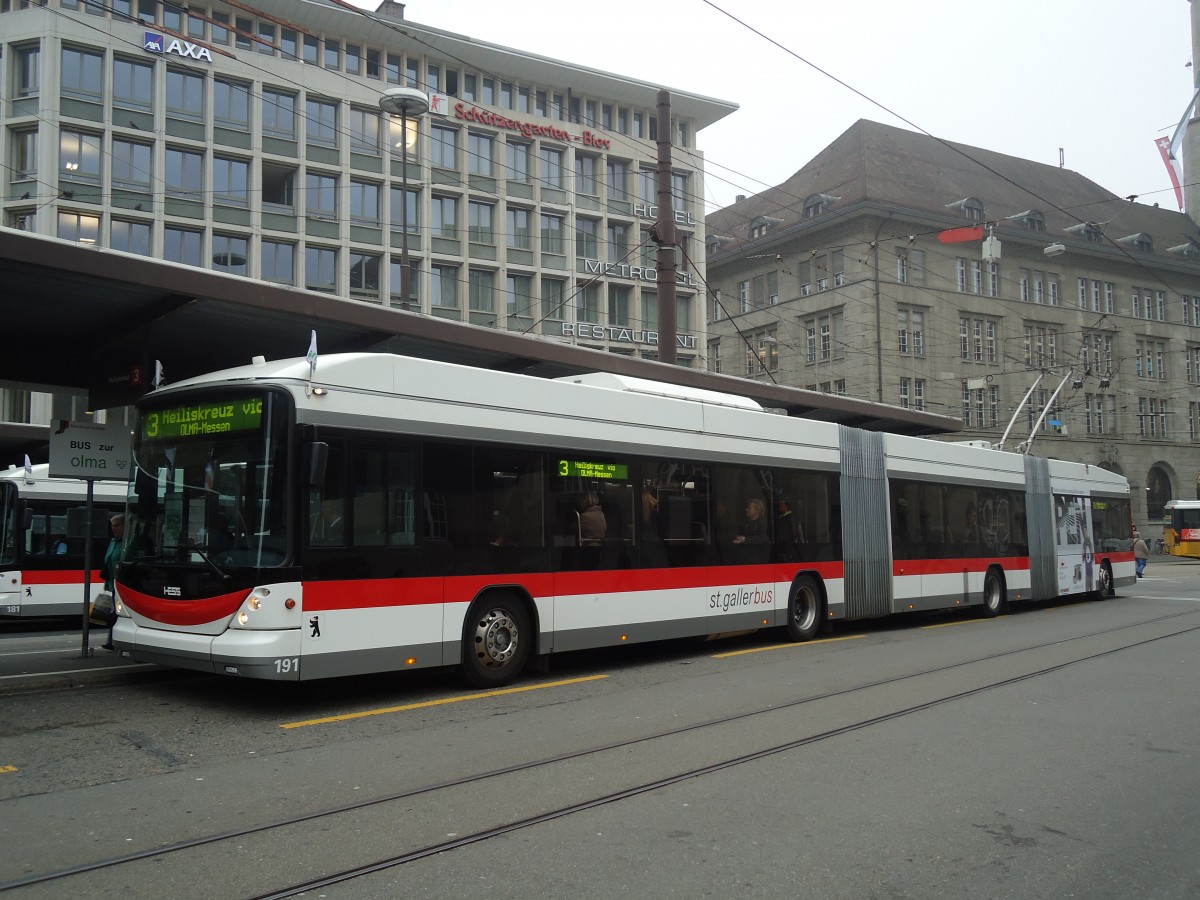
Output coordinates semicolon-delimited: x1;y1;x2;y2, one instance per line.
302;442;328;489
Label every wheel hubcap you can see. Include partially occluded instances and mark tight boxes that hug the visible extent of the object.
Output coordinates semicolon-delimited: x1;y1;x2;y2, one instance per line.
474;609;519;669
794;588;816;631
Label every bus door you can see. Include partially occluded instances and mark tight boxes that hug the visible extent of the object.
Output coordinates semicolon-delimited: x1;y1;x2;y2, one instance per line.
1053;494;1094;595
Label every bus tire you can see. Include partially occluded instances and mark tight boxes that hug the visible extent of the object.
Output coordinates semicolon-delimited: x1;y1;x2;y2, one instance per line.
1093;562;1113;601
461;593;532;689
784;575;823;642
980;567;1006;618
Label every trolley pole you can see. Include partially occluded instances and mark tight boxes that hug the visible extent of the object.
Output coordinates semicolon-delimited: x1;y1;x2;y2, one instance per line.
653;89;678;366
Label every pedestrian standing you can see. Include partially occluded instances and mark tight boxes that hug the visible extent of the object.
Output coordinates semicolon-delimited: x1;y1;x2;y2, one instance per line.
1132;530;1149;578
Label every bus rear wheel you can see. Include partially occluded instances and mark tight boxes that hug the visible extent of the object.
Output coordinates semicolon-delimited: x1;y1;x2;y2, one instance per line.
980;567;1006;618
784;575;822;642
461;595;531;688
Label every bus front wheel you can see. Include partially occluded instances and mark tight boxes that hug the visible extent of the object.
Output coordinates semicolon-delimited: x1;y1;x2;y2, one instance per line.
1093;562;1113;601
784;575;823;642
461;594;532;688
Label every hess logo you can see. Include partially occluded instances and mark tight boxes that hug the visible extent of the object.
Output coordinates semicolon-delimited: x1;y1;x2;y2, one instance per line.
163;586;182;597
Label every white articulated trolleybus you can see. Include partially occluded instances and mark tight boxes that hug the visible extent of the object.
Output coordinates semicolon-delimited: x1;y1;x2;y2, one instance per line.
0;464;127;617
111;353;1136;685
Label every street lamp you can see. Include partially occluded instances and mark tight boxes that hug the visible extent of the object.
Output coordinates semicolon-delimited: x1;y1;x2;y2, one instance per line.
379;87;429;308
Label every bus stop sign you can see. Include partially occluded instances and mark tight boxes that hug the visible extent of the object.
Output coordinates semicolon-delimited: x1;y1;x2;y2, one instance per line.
48;420;132;481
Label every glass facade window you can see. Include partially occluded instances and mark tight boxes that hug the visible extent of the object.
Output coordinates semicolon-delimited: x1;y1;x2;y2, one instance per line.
214;78;251;128
507;208;531;250
607;160;628;200
468;133;494;176
261;240;295;284
576;218;599;258
213;156;250;206
257;22;277;55
507;274;533;318
16;44;39;97
212;233;249;275
575;154;598;195
13;129;37;178
349;107;381;154
390;187;420;235
540;147;563;188
111;139;152;188
167;68;205;120
324;39;341;70
306;246;337;292
349;180;381;225
110;219;151;256
112;58;153;111
59;130;102;181
468;201;495;244
541;278;566;321
540;213;564;254
211;12;231;45
57;211;100;244
61;46;103;100
306;98;338;145
163;226;202;266
262;90;297;138
505;142;530;182
431;264;459;308
468;269;495;313
305;172;338;219
349;251;380;295
431;126;458;169
431;195;457;238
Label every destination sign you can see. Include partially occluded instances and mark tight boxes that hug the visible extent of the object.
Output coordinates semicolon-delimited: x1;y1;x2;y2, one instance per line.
557;459;628;480
142;398;264;440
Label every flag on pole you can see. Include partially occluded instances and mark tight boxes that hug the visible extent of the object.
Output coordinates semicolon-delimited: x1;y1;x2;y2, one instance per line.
306;330;318;380
1156;136;1186;211
23;454;32;480
1168;85;1199;163
152;359;164;389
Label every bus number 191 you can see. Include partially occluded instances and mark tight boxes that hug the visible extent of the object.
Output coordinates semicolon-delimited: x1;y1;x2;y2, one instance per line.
274;658;299;675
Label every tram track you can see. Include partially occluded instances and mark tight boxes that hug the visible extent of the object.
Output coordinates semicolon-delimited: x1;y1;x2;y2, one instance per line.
3;607;1199;897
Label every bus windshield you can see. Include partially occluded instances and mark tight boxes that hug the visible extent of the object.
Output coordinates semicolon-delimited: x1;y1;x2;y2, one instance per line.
128;392;291;569
0;481;16;567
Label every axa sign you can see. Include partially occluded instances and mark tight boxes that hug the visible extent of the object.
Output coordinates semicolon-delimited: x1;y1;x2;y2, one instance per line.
144;32;213;63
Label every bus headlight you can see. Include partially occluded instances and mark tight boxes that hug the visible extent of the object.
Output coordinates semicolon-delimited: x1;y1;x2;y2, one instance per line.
237;610;249;626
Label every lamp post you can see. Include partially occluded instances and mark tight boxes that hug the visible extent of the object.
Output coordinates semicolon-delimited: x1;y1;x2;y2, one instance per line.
379;87;429;308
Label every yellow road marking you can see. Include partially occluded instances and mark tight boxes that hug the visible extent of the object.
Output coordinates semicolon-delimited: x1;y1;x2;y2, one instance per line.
0;765;17;775
279;674;609;729
713;634;865;658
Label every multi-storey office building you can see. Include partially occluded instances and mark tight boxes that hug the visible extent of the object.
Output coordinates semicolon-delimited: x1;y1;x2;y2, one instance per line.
705;119;1200;528
0;0;733;423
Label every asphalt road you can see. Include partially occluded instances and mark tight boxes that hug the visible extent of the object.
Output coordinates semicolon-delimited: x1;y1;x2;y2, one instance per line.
1;555;1197;898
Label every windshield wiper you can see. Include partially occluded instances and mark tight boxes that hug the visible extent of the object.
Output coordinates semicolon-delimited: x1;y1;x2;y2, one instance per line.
190;544;231;583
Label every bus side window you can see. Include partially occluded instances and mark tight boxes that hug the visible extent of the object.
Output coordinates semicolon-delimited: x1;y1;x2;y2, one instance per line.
310;443;346;545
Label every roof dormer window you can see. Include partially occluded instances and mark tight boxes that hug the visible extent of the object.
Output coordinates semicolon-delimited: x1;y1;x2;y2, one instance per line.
749;214;783;240
803;193;839;219
1065;221;1103;243
1009;209;1046;231
1117;232;1153;252
946;197;985;222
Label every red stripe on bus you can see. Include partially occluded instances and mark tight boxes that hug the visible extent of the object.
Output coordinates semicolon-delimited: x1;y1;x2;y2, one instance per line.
893;557;1031;577
303;562;847;612
119;584;248;626
23;570;103;585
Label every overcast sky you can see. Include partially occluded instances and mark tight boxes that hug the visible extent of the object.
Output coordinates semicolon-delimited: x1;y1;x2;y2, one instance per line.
350;0;1195;215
